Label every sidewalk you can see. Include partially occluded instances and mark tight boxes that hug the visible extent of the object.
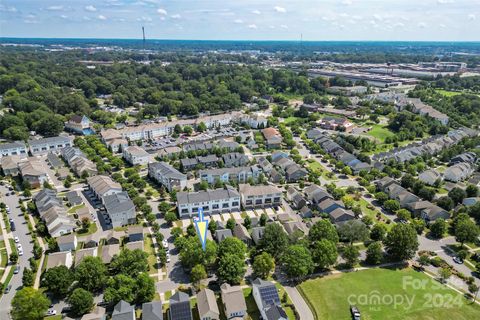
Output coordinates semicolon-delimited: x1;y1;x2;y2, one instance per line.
0;207;13;284
26;214;46;289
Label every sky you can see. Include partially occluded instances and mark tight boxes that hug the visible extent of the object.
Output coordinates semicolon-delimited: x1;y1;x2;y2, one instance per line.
0;0;479;41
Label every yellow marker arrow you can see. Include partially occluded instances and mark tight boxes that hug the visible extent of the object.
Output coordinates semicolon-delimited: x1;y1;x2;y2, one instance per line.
194;208;208;251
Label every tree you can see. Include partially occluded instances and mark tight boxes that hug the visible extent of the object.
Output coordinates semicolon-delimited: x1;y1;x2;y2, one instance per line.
259;213;267;226
417;255;431;268
455;218;479;246
11;287;50;320
448;187;467;205
67;288;93;316
226;218;236;231
217;253;245;284
466;184;479;198
10;251;18;264
218;237;247;259
383;199;400;212
252;252;275;279
42;265;74;298
374;192;389;204
104;274;136;304
191;264;207;288
396;209;411;222
342;245;360;268
281;245;314;278
430;218;447;238
197;122;207;132
22;268;35;287
75;256;108;292
337;220;369;244
243;215;251;229
438;267;452;284
110;249;149;276
468;283;479;302
366;242;383;265
437;196;454;211
383;224;419;261
308;220;339;244
311;239;338;269
164;211;177;226
259;223;289;258
135;272;156;304
370;224;387;241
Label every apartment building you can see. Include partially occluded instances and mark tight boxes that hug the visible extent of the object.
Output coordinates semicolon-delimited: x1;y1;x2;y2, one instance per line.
122;146;151;165
176;186;241;218
239;184;282;209
199;166;262;184
29;136;73;155
148;161;187;192
0;141;28;158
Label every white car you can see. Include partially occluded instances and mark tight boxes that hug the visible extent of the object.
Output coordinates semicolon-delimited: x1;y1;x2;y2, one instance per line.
18;249;23;256
162;240;168;249
14;237;19;243
166;256;171;263
17;243;22;250
46;309;57;316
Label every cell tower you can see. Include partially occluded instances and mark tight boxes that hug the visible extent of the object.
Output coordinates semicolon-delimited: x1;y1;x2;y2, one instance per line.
142;26;146;51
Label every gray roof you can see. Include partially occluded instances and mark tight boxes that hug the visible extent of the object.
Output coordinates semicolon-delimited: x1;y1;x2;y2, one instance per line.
196;288;219;318
149;161;186;179
47;152;63;168
265;305;288;320
112;300;134;320
169;292;192;320
28;136;72;147
0;141;26;150
251;227;265;244
142;301;163;320
177;187;239;205
104;192;135;213
252;278;280;309
215;229;233;242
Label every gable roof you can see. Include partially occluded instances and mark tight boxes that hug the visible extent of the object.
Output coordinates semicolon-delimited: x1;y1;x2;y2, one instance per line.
197;288;219;317
142;301;163;320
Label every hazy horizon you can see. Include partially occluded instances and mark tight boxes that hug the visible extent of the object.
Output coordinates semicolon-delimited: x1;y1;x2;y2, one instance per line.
1;0;479;41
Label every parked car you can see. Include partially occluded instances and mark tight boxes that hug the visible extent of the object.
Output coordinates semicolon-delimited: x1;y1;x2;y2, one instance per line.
10;222;16;231
46;309;57;316
14;236;19;243
4;285;12;294
13;265;20;274
453;256;463;264
350;305;361;320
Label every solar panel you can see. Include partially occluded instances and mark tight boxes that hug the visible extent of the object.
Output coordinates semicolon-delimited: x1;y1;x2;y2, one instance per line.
259;285;280;306
170;302;192;320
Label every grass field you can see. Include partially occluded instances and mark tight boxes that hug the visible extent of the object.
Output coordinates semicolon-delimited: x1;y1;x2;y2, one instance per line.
436;89;463;97
366;125;395;143
298;268;480;320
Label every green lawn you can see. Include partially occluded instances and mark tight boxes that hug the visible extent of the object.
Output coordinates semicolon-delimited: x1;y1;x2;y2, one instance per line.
284;116;301;124
144;234;158;275
436;89;463;97
366;125;395;143
67;204;85;214
243;288;261;319
76;222;98;236
298;268;480;320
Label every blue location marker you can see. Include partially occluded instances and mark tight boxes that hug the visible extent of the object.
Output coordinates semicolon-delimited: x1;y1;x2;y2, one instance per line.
194;208;208;251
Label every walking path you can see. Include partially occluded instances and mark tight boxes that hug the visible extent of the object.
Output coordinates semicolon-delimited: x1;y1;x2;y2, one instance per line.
0;210;13;284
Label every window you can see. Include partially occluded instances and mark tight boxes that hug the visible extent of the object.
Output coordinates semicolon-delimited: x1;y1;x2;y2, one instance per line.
246;200;252;205
232;201;239;207
255;199;263;205
212;204;219;209
265;198;272;204
222;203;229;208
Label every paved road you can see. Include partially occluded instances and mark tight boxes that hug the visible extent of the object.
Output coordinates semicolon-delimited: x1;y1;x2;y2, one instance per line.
0;185;35;320
283;285;315;320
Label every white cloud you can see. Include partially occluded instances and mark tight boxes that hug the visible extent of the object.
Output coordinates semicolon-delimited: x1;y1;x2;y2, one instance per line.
0;5;17;13
280;24;288;29
248;24;258;29
439;23;446;28
274;6;286;13
437;0;455;4
60;15;68;19
98;15;107;20
83;16;91;21
393;22;405;28
468;14;476;21
342;0;353;5
234;19;243;24
26;14;35;19
85;5;97;12
46;6;63;11
373;14;383;21
252;9;261;15
171;14;181;19
157;8;167;15
418;22;427;28
137;16;152;22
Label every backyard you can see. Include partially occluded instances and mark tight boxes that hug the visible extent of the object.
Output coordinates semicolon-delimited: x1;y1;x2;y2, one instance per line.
298;267;480;320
